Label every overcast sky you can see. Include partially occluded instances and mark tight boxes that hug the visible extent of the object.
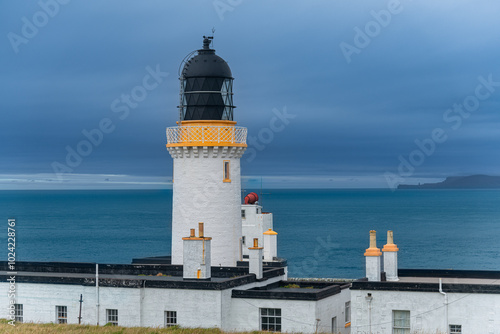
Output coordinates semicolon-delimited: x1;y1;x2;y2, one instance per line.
1;0;499;189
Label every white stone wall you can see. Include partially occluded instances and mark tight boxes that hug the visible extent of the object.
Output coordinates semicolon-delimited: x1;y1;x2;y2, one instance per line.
241;204;273;257
383;252;398;281
183;238;211;279
0;274;286;328
141;288;223;328
365;256;381;282
0;283;143;326
315;288;351;334
170;145;245;266
351;289;500;334
228;297;317;333
228;288;350;334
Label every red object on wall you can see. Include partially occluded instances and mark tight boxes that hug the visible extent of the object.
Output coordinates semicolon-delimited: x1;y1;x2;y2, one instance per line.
244;192;259;204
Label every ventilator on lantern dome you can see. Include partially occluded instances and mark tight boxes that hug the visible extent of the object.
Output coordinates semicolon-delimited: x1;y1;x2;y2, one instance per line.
179;36;235;121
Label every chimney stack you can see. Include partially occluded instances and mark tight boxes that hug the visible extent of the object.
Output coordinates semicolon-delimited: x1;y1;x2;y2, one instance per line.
182;223;212;280
263;229;278;261
248;238;264;279
364;230;382;281
382;230;399;281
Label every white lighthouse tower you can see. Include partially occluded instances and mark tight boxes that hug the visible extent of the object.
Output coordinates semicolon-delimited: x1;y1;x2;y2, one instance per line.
166;37;247;267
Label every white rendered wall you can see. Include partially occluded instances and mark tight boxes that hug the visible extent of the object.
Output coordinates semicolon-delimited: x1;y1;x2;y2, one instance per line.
383;252;398;281
315;288;351;334
351;289;500;334
248;248;263;279
263;232;277;261
183;238;211;279
228;288;350;334
169;145;245;266
0;283;142;327
228;298;316;333
365;256;381;281
0;274;286;329
241;204;273;257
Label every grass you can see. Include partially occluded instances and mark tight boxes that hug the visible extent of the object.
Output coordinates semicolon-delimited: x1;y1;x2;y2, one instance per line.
0;320;448;334
0;321;275;334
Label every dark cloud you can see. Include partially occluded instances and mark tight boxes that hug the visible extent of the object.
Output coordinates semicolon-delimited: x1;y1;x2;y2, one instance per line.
1;1;499;188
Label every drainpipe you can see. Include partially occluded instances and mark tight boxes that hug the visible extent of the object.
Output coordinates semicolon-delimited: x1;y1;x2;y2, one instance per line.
96;264;100;325
239;237;243;262
365;293;373;334
439;278;448;334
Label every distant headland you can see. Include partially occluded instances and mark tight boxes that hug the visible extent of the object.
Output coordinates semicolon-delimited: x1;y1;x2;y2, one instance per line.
397;175;500;189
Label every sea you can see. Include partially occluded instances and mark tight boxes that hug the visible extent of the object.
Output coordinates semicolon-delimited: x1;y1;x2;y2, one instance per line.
1;189;499;279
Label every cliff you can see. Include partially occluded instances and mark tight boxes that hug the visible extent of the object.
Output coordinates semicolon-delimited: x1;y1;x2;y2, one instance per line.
397;175;500;189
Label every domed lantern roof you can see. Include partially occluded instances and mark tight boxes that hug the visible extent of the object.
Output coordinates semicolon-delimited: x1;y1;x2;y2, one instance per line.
179;36;235;121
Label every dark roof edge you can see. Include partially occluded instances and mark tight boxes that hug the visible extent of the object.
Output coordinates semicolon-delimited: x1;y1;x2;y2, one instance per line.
399;268;500;279
232;281;349;301
351;281;500;294
0;267;285;291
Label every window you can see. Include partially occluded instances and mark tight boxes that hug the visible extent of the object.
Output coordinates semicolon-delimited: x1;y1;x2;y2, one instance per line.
56;305;67;324
450;325;462;333
241;209;246;219
14;304;23;323
331;316;337;333
223;160;230;182
106;309;118;326
393;310;410;334
241;236;246;245
344;301;350;323
261;308;281;332
165;311;177;327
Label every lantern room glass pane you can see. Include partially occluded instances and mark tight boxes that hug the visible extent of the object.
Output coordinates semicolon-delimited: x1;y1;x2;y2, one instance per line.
180;77;234;121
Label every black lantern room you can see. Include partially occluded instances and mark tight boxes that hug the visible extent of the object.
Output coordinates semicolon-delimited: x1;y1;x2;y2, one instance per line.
179;36;235;121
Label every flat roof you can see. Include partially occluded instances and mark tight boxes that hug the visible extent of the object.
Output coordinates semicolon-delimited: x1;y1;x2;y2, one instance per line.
351;269;500;294
398;276;500;286
232;280;351;301
0;261;286;291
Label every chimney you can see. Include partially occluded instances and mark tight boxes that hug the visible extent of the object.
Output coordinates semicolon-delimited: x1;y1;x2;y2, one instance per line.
263;229;278;261
248;238;263;279
382;230;399;281
182;222;212;280
364;230;382;281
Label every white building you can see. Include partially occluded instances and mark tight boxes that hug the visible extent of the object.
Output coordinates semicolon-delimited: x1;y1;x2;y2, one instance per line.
350;230;500;334
1;37;500;334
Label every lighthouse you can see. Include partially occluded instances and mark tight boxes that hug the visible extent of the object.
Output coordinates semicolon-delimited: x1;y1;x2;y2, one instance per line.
166;36;247;266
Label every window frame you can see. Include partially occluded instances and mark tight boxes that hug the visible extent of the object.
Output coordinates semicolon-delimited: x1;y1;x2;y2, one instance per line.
260;307;282;332
449;324;462;334
241;209;246;219
165;310;177;327
14;304;23;323
345;301;351;324
223;160;231;182
331;316;337;333
106;309;118;326
56;305;67;324
392;310;410;334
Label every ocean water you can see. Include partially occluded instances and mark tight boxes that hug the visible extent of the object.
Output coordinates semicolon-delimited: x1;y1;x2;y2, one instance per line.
0;189;499;279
